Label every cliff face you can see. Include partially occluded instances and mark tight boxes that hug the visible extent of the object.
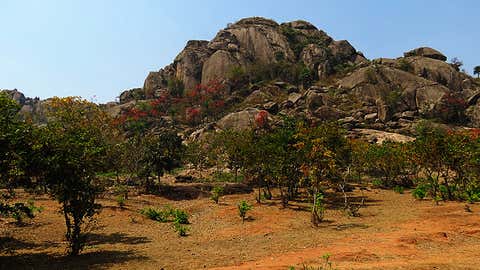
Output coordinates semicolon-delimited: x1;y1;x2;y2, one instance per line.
127;17;365;103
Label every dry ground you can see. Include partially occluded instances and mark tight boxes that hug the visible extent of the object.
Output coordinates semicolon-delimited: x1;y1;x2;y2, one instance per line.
1;186;480;270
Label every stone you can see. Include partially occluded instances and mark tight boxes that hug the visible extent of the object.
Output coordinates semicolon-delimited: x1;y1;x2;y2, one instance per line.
263;102;279;114
216;108;264;130
288;92;302;104
401;111;416;120
404;47;447;61
339;116;356;124
305;90;325;111
313;106;345;121
364;113;378;122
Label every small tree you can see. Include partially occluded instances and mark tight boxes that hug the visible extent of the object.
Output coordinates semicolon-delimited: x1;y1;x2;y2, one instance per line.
0;93;41;229
138;130;184;192
474;66;480;78
238;200;252;222
210;186;224;204
38;97;114;256
450;57;463;71
295;122;350;226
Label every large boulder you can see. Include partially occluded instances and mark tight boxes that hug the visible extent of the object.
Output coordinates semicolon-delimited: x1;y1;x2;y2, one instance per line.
338;65;450;116
119;88;145;104
1;89;27;105
404;47;447;61
201;17;295;83
143;64;176;98
378;56;470;91
201;50;242;84
174;40;211;91
216;108;264;130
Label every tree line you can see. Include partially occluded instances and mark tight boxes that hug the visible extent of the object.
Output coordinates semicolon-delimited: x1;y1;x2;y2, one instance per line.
2;91;480;256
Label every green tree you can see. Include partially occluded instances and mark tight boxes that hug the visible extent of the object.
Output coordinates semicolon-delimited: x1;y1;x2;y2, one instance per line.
295;122;350;225
138;130;184;192
410;122;449;202
37;97;114;255
0;93;40;228
365;141;410;187
0;93;33;192
474;66;480;78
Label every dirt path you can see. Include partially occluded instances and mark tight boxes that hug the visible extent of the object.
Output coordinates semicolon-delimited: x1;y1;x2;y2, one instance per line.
1;189;479;270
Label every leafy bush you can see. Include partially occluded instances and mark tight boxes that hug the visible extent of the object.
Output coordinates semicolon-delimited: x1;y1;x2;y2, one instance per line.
372;179;383;188
464;186;480;203
238;200;252;222
115;195;126;208
312;192;325;222
167;78;185;97
140;206;190;236
114;184;128;208
173;222;188;237
210;186;224;204
173;209;189;224
412;184;429;200
393;186;404;194
0;200;43;224
140;207;172;222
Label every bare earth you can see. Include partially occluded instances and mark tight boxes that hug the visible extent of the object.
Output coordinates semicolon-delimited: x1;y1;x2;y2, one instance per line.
1;187;480;270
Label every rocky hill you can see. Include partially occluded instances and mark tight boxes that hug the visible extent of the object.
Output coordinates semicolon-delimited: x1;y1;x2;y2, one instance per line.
6;17;480;139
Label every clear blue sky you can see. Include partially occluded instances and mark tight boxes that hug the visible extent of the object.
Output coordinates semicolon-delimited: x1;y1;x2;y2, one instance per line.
1;0;478;103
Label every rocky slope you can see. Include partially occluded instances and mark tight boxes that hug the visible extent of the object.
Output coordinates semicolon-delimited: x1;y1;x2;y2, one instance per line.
5;17;480;140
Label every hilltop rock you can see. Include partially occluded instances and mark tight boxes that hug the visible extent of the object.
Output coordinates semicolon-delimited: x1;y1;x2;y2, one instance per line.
404;47;447;61
142;17;366;95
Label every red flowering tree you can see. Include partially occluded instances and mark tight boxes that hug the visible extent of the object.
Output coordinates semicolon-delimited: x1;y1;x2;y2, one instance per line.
184;79;227;125
255;110;269;129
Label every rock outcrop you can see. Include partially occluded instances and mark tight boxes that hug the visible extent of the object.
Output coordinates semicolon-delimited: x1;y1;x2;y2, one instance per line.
142;17;365;95
404;47;447;61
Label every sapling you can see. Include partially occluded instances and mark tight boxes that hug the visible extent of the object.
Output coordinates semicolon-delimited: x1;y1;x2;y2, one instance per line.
210;186;224;204
238;200;252;222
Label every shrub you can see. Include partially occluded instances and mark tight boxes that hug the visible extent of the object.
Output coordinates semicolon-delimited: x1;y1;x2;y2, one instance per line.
412;184;429;200
288;253;335;270
0;200;43;224
210;186;224;204
312;192;325;222
173;209;189;224
372;179;383;188
238;200;252;222
173;222;188;237
167;78;185;97
114;184;128;208
464;186;480;203
140;207;171;222
393;186;404;194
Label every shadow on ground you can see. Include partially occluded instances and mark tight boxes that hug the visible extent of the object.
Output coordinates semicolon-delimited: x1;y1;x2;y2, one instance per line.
0;232;151;270
0;250;149;270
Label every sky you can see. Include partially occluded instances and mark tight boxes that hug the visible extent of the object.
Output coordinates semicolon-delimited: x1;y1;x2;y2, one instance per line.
0;0;478;103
